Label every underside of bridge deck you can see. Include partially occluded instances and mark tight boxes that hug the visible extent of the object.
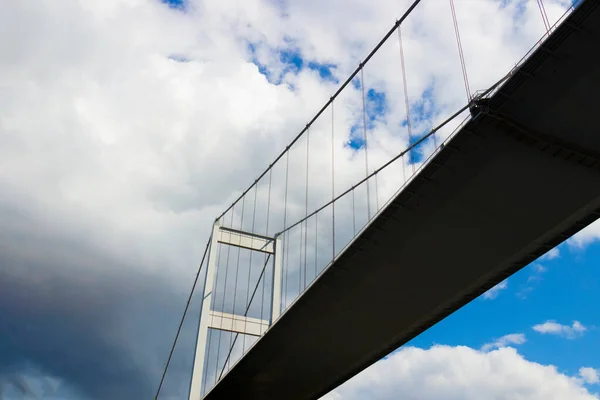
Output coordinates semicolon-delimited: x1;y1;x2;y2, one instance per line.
203;1;600;398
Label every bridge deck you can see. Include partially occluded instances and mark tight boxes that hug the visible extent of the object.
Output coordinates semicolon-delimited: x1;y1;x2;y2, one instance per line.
203;1;600;398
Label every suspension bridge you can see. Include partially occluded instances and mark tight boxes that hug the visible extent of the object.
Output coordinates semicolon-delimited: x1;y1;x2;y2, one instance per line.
156;0;600;398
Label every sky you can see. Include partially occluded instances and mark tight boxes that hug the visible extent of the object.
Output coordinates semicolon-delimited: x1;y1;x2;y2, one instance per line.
1;0;600;399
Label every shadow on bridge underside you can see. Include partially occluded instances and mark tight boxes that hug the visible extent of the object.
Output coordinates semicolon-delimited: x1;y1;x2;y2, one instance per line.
202;0;600;398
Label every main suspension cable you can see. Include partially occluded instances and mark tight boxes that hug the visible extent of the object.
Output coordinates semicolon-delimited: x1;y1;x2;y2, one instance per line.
314;212;318;280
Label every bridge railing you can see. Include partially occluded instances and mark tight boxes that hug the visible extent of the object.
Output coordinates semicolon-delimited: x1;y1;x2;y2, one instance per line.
152;1;583;398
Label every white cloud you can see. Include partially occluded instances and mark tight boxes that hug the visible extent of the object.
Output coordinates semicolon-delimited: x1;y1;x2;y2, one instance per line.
532;264;548;274
481;333;526;352
580;368;600;385
322;345;598;400
483;280;508;300
569;220;600;249
541;247;560;260
517;263;548;298
533;320;587;339
527;263;548;284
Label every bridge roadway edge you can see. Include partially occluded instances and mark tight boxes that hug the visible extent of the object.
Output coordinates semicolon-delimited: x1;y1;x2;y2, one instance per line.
203;1;600;398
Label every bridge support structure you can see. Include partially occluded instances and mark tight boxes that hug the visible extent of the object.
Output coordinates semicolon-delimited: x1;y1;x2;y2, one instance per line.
188;221;282;399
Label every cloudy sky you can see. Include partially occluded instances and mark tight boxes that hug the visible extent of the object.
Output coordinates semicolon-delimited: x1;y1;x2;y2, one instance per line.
1;0;600;399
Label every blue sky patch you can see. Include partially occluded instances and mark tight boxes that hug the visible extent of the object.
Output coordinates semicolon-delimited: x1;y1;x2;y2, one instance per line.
345;88;387;151
366;88;386;128
162;0;185;9
247;42;273;83
280;48;303;70
400;85;437;164
247;41;339;86
280;48;304;77
404;241;600;381
346;124;366;150
410;85;435;124
406;137;426;164
308;62;338;83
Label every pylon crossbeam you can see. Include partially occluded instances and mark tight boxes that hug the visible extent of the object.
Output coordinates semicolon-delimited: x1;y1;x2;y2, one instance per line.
208;311;269;337
217;226;274;254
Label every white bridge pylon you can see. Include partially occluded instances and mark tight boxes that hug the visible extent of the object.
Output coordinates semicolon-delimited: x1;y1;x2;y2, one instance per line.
188;221;283;399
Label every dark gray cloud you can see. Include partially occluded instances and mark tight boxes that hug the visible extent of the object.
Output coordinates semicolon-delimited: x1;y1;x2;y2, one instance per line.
0;199;200;399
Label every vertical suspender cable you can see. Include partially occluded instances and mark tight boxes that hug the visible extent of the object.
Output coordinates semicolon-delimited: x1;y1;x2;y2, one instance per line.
331;101;336;262
352;187;356;236
298;214;303;298
261;169;272;327
243;184;258;352
284;220;290;311
205;233;223;390
283;151;290;311
536;0;551;33
203;242;222;392
402;154;406;184
314;212;318;280
398;26;415;174
449;0;471;101
360;70;380;214
228;197;245;370
215;210;234;382
297;140;305;298
360;68;372;220
304;128;309;290
375;173;380;212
